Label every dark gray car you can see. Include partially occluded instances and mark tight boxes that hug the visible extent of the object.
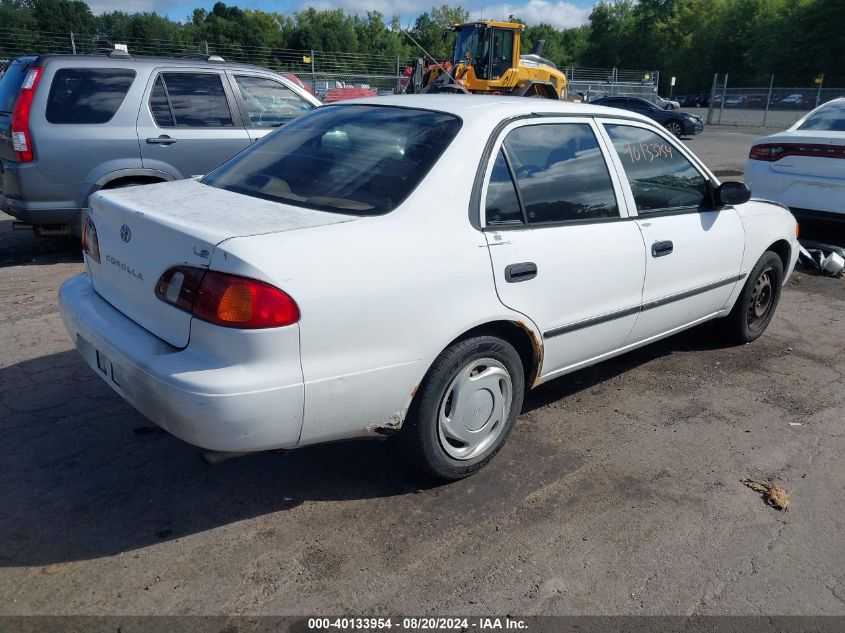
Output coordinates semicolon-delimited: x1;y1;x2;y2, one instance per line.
590;96;704;138
0;52;320;235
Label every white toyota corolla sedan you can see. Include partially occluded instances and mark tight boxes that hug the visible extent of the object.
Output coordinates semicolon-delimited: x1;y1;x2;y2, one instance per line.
745;97;845;220
60;95;799;480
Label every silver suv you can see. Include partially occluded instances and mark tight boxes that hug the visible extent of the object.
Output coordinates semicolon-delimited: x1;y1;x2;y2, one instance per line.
0;52;320;235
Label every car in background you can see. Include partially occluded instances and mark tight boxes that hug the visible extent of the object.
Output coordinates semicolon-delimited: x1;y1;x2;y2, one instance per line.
590;96;704;137
655;95;680;110
0;52;320;235
59;95;797;480
745;97;845;221
281;72;314;94
778;93;810;108
725;95;747;108
678;94;709;108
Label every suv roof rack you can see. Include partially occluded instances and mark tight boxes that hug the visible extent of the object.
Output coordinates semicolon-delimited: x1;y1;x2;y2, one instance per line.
206;55;225;63
107;49;131;59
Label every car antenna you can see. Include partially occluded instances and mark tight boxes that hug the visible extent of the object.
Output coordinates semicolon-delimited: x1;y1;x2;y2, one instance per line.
398;25;469;93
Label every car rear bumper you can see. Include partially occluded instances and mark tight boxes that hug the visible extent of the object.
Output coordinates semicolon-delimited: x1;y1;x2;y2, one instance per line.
1;192;82;225
745;161;845;216
59;273;305;452
1;160;83;228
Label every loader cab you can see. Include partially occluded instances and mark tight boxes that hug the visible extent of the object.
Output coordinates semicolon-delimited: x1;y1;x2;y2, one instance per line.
452;22;519;81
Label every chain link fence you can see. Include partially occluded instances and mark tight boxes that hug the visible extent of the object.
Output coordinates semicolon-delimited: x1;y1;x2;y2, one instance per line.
565;66;660;102
0;26;412;97
703;73;844;128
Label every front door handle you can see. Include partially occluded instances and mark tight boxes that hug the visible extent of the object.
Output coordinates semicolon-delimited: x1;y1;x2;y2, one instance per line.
505;262;537;283
651;240;674;257
147;135;177;145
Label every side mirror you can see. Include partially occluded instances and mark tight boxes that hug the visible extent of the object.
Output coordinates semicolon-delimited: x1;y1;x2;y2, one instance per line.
715;181;751;207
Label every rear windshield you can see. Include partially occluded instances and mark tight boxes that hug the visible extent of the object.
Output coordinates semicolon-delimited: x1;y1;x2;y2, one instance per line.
46;68;136;124
799;100;845;132
202;105;462;215
0;59;32;113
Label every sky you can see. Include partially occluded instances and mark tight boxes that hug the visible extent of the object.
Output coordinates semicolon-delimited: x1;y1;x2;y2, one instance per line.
84;0;598;30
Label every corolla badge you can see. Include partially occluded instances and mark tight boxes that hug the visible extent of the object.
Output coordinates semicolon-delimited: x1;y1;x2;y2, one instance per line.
120;224;132;243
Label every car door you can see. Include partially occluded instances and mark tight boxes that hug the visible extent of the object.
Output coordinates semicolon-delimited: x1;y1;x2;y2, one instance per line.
597;120;745;343
137;69;251;179
482;118;647;380
227;73;318;142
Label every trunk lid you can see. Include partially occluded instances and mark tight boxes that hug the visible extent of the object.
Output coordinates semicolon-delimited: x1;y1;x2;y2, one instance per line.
769;131;845;179
86;178;358;347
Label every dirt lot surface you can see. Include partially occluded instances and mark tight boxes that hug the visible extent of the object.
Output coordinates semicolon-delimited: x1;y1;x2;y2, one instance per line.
1;137;844;616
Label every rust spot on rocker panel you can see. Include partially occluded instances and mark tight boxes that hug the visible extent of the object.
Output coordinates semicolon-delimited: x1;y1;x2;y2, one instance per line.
516;320;544;389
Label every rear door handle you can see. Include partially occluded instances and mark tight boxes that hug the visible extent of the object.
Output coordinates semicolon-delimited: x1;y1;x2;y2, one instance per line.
651;240;674;257
505;262;537;283
146;135;177;145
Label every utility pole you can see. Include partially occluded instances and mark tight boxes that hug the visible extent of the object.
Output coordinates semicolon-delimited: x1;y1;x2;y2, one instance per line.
70;32;76;55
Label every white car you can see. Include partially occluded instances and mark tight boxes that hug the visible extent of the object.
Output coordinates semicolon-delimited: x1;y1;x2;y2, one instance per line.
655;95;680;110
745;98;845;220
59;95;799;480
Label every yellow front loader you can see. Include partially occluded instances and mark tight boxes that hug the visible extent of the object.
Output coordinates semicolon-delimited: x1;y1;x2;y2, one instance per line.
402;21;567;99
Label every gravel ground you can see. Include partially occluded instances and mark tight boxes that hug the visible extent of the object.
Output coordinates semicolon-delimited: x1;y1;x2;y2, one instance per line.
1;142;843;617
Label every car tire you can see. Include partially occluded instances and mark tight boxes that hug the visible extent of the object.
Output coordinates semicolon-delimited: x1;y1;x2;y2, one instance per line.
723;251;784;344
398;336;525;480
664;119;684;138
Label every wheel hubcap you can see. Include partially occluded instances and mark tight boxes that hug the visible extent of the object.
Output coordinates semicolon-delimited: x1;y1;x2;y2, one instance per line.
669;122;681;135
437;358;513;460
747;266;775;330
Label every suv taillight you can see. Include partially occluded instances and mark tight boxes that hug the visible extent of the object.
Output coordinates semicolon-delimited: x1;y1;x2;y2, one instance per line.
10;66;42;163
81;215;100;263
155;267;300;329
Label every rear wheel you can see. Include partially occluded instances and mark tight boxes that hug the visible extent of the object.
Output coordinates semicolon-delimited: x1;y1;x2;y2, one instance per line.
723;251;784;343
398;336;525;480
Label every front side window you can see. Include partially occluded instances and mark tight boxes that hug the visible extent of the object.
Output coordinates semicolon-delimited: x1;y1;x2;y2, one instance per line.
203;105;462;215
799;100;845;131
605;124;709;213
46;68;135;124
234;75;314;128
497;123;619;224
151;72;233;128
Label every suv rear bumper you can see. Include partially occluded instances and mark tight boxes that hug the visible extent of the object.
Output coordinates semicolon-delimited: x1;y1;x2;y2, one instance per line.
1;192;82;226
59;273;305;452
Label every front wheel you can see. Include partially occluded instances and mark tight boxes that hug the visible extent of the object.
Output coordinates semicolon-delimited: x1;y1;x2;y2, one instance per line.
664;119;684;138
723;251;784;343
398;336;525;480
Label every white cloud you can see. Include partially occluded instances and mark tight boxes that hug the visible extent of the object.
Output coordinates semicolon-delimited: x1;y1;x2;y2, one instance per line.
305;0;427;17
302;0;591;28
471;0;590;29
86;0;161;13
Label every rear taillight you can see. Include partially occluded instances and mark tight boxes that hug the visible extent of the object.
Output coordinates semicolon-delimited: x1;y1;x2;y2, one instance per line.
155;267;299;329
749;142;845;162
81;215;100;263
10;66;42;163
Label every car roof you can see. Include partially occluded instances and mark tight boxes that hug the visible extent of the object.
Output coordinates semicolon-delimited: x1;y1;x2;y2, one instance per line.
325;94;655;126
32;53;273;73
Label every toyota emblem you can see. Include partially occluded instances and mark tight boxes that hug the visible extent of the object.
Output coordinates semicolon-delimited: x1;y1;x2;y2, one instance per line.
120;224;131;243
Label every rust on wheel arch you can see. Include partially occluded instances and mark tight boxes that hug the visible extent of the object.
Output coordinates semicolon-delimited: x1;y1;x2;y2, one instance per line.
515;320;544;389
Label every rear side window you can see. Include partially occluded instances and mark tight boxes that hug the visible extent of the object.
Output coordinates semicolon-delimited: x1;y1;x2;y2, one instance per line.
233;75;314;128
203;105;462;215
151;73;233;128
0;59;33;113
799;101;845;131
501;123;619;224
485;149;523;224
46;68;135;124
